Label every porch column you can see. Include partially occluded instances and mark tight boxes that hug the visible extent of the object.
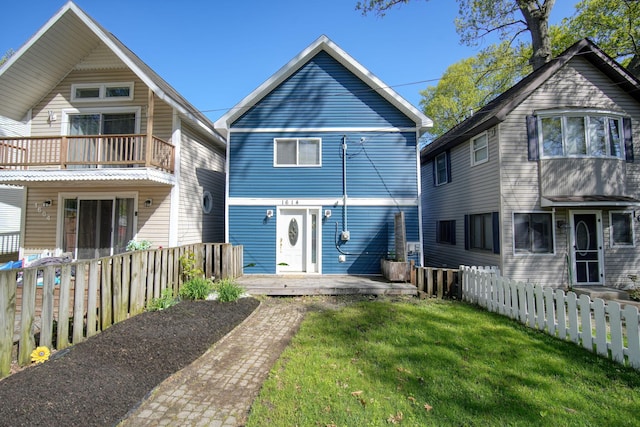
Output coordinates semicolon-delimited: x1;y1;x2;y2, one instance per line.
146;89;154;167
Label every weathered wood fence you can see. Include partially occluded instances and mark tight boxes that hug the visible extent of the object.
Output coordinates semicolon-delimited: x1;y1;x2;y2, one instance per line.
0;243;243;377
413;266;461;299
460;265;640;370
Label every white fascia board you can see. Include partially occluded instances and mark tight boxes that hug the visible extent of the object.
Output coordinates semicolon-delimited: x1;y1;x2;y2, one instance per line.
214;35;432;136
228;197;419;206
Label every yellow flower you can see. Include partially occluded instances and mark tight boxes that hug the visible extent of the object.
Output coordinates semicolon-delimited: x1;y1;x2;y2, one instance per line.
31;346;51;364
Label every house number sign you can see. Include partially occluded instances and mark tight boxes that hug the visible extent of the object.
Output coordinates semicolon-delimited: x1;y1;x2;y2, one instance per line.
280;199;300;205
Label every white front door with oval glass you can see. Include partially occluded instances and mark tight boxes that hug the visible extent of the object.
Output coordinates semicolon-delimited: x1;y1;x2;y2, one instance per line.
277;208;320;273
570;211;603;285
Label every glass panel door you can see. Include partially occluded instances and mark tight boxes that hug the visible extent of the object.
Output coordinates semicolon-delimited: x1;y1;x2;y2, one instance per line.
69;114;100;167
77;199;114;260
572;213;602;284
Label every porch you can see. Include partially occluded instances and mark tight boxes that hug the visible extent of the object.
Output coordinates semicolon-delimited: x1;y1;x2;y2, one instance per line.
0;134;174;173
236;275;418;296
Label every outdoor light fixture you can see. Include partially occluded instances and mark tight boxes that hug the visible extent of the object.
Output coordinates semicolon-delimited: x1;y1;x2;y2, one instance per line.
144;199;153;207
266;209;274;218
42;200;52;207
324;209;332;218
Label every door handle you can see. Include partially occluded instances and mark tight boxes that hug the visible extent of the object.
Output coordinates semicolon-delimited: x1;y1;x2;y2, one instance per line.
279;238;283;253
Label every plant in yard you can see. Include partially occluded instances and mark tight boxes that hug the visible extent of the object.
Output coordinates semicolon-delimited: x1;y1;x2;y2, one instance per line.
179;276;214;300
214;278;245;302
627;275;640;301
126;239;152;251
30;346;50;364
179;251;204;282
147;288;178;311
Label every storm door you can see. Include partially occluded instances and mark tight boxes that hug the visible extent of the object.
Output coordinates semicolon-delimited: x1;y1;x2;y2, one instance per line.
570;212;603;285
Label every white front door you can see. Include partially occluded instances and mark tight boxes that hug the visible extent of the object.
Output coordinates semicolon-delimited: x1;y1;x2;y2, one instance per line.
277;208;320;274
570;211;604;285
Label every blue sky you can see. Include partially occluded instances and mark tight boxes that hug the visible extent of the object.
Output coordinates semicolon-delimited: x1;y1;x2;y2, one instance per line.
1;0;578;123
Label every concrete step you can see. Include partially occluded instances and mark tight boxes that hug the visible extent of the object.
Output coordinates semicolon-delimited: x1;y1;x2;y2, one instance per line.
572;286;630;301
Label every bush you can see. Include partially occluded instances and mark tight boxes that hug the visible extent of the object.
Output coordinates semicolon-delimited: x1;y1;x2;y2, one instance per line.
179;277;214;300
215;278;245;302
179;251;204;282
147;288;178;311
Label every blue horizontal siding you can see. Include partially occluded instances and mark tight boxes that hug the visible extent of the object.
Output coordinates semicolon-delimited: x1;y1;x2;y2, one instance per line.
228;205;277;274
230;205;418;275
229;132;417;198
233;51;415;129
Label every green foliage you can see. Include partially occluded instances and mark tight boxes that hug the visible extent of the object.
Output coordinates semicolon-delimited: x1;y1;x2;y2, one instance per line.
126;239;152;251
214;278;245;303
179;277;214;300
247;299;640;426
0;49;14;68
147;288;178;311
179;251;204;282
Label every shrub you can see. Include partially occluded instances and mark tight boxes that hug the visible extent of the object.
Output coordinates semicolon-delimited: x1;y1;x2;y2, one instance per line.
147;288;178;311
179;251;204;282
179;277;214;300
215;278;245;302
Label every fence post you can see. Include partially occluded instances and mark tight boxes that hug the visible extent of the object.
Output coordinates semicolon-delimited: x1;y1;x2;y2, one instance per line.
0;271;17;377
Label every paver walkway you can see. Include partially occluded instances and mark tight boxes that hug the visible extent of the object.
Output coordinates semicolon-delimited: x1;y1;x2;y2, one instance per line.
119;299;307;426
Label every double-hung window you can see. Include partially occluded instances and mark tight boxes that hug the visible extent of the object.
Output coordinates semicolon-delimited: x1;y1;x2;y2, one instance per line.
436;220;456;244
513;212;553;254
538;112;624;159
471;133;488;165
274;138;321;167
434;152;449;185
470;213;493;251
610;211;634;247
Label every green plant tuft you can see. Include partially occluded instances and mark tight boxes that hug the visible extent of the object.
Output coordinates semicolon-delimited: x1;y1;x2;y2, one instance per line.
126;239;152;251
179;277;214;300
215;278;245;302
179;251;204;282
147;288;177;311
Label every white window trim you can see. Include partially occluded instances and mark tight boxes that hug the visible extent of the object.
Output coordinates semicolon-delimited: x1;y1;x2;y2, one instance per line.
470;132;489;166
536;109;625;160
273;137;322;167
512;211;556;256
434;152;448;186
71;82;134;102
609;210;635;248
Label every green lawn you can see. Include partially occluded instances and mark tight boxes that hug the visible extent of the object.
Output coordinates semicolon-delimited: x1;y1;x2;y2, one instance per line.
247;298;640;426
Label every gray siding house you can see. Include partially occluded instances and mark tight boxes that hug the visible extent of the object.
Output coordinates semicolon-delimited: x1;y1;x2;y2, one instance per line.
421;39;640;289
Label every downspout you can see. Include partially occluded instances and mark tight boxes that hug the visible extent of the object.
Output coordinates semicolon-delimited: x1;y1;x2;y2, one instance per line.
342;135;348;232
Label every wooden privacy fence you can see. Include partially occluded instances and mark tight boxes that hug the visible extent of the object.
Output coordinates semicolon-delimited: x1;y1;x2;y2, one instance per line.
413;266;461;299
0;243;243;377
460;265;640;370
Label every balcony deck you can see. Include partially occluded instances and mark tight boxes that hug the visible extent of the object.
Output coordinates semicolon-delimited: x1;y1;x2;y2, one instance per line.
0;134;174;173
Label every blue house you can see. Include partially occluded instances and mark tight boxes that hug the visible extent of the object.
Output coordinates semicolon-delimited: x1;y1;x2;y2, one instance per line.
215;36;432;275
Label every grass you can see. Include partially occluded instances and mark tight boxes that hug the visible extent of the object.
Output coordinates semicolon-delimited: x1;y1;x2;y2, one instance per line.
247;298;640;426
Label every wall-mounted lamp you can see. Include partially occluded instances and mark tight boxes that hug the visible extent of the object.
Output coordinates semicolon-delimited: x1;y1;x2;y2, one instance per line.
144;199;153;208
556;220;568;229
266;209;274;218
324;209;332;218
47;110;57;123
42;200;52;207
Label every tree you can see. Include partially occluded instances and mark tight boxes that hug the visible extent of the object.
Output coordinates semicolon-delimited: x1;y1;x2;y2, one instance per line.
357;0;557;70
0;49;14;68
419;41;530;140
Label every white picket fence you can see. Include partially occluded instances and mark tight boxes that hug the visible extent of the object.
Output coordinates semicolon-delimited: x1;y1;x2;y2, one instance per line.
460;265;640;370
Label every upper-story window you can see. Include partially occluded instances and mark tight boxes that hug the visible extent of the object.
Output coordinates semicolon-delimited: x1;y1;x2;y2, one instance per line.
538;112;624;159
274;138;321;167
71;82;134;102
434;151;449;185
471;133;488;166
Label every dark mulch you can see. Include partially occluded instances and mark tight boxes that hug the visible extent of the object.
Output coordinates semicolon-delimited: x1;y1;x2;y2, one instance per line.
0;298;259;427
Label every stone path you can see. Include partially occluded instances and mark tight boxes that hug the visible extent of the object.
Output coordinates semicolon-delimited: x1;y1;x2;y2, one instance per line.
119;299;307;426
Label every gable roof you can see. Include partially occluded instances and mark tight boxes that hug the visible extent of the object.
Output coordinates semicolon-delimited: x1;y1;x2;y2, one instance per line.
214;35;432;139
0;1;224;146
421;38;640;163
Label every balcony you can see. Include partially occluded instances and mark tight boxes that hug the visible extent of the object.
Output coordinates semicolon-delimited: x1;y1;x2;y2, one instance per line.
0;134;174;173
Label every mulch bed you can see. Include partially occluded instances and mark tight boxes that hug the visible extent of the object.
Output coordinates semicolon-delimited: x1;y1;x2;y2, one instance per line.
0;298;259;427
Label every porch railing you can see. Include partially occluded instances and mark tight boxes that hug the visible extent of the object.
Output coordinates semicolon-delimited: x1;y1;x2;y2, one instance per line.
0;135;174;173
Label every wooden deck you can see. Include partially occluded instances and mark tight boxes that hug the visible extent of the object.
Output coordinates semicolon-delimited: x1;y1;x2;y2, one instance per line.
235;275;417;296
